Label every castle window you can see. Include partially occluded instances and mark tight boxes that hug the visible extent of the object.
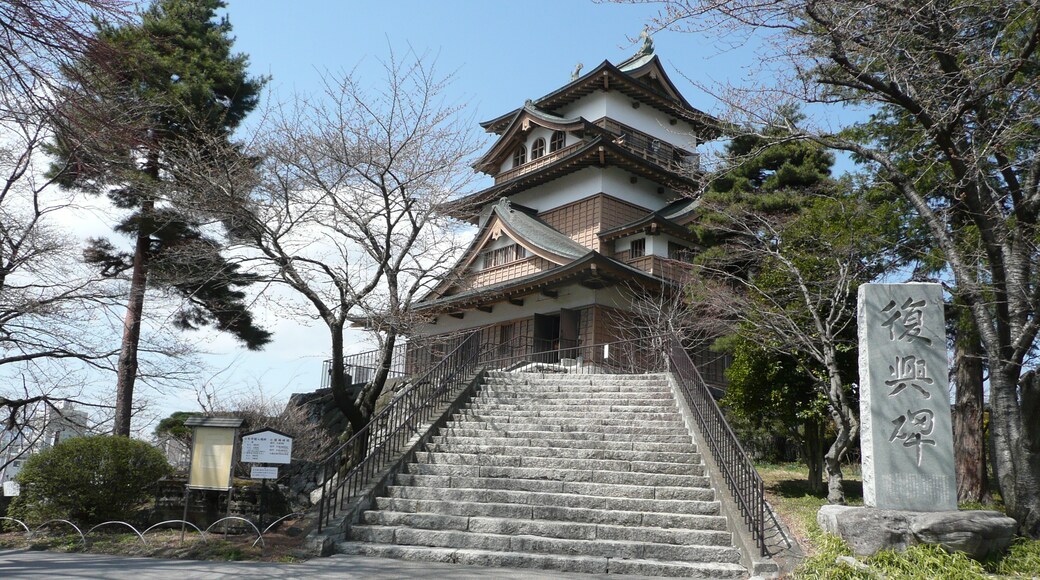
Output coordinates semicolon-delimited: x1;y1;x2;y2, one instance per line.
668;241;692;262
481;243;527;269
549;131;565;152
513;145;527;166
630;238;646;258
531;138;545;159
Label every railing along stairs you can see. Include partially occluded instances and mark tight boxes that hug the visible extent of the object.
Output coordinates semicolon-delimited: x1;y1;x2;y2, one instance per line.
313;330;767;558
666;336;767;557
316;331;481;531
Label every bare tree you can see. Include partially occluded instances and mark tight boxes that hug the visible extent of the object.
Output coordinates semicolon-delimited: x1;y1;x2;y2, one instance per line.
0;92;130;468
188;49;480;439
0;0;132;110
694;193;898;503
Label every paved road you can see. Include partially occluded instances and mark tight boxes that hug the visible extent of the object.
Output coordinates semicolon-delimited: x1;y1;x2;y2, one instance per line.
0;549;659;579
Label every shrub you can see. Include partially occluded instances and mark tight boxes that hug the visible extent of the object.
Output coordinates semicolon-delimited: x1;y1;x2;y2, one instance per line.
9;435;172;524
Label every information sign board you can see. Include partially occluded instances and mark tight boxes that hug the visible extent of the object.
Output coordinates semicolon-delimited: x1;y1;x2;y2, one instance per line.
241;429;293;464
250;466;279;480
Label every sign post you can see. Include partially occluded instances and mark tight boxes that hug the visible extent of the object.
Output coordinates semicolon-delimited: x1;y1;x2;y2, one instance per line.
183;417;244;541
240;428;293;530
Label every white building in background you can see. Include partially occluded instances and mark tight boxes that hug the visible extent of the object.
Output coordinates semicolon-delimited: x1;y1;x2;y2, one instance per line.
0;401;90;486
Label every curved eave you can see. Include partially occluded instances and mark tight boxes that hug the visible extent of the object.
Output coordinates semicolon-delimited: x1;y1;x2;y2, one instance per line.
444;137;701;222
599;215;699;244
422;202;587;301
414;252;664;314
481;60;723;140
473;111;593;175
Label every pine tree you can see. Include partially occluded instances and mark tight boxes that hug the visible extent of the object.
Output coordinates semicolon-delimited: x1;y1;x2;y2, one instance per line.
49;0;271;436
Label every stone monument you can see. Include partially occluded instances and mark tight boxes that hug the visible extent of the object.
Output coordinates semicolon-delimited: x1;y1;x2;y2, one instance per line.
858;282;956;510
817;283;1017;560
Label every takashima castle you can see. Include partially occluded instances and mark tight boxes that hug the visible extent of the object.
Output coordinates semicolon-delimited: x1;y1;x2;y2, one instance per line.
409;40;727;383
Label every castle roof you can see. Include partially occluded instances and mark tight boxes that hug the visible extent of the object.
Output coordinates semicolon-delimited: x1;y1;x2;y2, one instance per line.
414;251;664;314
598;197;701;243
479;56;721;139
444;135;699;222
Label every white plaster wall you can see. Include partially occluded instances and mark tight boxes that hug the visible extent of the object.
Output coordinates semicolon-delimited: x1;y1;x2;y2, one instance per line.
497;126;574;174
602;92;698;150
506;167;671;215
601;168;670;211
560;92;698;150
614;233;693;258
508;169;603;211
564;93;607;123
418;284;630;336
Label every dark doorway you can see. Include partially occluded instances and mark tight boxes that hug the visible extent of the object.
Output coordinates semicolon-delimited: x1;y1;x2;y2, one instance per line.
533;309;580;362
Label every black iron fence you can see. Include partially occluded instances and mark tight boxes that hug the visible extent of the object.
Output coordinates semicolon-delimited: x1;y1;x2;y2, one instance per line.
315;331;481;532
667;336;766;557
320;343;408;390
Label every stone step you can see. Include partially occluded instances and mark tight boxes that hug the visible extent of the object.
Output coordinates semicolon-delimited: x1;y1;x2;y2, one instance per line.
460;408;683;421
427;442;701;463
349;525;740;564
384;485;719;515
445;419;687;434
336;542;747;578
478;384;672;394
486;373;668;382
373;497;726;529
477;390;676;402
394;474;714;500
406;462;711;487
361;511;731;545
414;451;704;476
437;427;692;443
470;401;678;413
429;435;697;453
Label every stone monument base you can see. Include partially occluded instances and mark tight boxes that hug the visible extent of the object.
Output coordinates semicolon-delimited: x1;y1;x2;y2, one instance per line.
817;505;1017;560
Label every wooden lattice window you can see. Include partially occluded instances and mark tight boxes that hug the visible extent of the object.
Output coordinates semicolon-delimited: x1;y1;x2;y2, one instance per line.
550;131;565;152
513;145;527;166
481;244;527;269
630;238;646;258
531;138;545;159
668;241;693;262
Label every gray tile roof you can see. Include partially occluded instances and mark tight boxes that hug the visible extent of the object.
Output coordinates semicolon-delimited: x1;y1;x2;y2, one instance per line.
493;199;589;261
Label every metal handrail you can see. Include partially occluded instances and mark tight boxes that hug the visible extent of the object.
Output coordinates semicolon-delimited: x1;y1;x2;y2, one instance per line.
320;344;408;390
316;331;481;531
666;335;766;556
477;334;669;375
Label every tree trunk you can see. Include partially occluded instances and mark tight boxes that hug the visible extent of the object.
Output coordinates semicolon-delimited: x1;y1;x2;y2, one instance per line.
821;351;859;504
952;315;989;504
358;331;398;420
328;322;367;435
990;368;1040;538
803;417;825;495
112;209;151;437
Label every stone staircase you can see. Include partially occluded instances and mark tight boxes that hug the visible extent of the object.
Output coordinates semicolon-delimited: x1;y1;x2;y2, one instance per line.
336;371;749;578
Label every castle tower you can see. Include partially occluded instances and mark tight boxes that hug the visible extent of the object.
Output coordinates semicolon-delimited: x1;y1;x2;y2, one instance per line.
412;44;724;377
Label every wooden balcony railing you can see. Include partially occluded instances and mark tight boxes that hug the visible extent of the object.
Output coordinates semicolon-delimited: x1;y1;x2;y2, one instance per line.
594;118;698;175
623;254;695;284
494;142;584;184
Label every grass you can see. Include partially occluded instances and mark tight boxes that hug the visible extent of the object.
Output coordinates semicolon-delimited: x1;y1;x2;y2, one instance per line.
759;462;1040;579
